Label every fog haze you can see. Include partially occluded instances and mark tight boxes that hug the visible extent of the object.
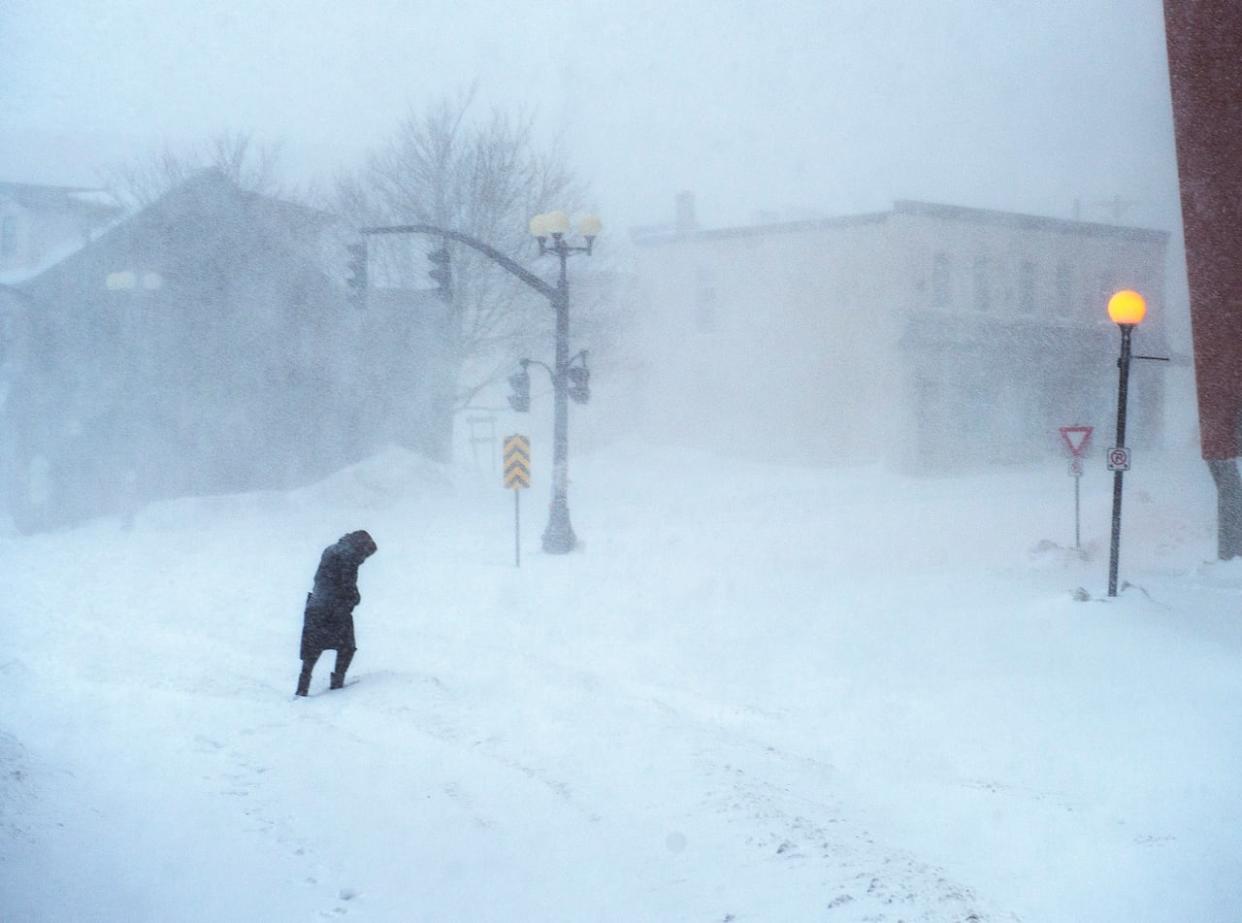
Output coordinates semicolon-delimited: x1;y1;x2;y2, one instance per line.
3;0;1179;239
7;4;1242;920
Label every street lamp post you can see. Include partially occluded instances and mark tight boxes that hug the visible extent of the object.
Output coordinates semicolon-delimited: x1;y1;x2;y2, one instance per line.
1106;289;1147;597
527;211;599;553
360;211;600;555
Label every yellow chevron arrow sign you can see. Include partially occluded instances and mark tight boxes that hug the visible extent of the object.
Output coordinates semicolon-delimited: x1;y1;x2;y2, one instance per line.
504;434;530;567
503;435;531;490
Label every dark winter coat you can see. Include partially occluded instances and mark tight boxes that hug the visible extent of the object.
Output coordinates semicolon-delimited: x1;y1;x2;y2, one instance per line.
300;530;378;660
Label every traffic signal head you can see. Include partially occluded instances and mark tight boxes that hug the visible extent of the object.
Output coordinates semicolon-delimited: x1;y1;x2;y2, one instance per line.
346;242;367;299
567;365;590;404
508;368;531;412
428;246;452;300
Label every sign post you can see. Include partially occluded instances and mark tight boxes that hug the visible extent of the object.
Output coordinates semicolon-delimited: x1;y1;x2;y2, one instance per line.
1059;425;1094;551
503;435;531;567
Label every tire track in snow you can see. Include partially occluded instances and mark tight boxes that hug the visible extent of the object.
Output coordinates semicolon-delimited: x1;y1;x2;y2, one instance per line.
640;690;1022;922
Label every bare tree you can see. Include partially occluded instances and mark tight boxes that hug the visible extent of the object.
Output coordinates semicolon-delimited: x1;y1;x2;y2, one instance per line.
334;86;587;411
100;130;287;211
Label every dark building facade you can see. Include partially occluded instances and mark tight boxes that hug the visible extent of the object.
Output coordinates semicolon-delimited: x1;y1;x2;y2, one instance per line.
1164;1;1242;558
3;171;451;531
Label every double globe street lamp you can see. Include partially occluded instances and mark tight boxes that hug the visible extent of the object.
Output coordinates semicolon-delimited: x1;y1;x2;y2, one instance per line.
358;210;600;555
513;211;601;553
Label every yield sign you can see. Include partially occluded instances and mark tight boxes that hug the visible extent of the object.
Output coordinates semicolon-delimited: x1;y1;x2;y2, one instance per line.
1059;425;1094;458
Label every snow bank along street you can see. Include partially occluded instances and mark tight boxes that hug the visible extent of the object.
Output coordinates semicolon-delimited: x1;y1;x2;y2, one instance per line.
2;444;1240;921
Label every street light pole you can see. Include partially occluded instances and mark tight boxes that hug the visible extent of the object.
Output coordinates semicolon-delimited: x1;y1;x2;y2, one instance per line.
361;211;599;555
1107;321;1134;597
528;210;599;554
544;234;576;552
1105;289;1149;598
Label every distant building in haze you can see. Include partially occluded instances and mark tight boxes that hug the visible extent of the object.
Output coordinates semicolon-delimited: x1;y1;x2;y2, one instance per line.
630;196;1169;470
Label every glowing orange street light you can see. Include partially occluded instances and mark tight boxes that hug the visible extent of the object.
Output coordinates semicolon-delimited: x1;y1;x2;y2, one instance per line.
1108;289;1147;326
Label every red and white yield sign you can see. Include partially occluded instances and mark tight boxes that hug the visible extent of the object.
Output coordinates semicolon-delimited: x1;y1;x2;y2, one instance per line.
1059;425;1094;458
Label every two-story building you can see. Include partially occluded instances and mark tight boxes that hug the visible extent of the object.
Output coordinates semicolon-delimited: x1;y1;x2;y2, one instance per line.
3;170;453;531
631;198;1169;470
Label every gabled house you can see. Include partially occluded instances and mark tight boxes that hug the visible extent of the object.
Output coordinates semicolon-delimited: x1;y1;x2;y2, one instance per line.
3;170;451;531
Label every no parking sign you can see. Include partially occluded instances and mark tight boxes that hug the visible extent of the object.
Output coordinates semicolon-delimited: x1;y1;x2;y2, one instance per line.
1107;446;1131;472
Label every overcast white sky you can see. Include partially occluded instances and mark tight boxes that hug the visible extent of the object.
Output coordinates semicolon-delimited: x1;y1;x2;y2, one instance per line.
2;0;1179;239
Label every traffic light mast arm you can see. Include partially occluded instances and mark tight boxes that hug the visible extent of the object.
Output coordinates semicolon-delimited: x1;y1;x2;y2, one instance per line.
361;223;557;302
519;357;555;382
516;355;581;387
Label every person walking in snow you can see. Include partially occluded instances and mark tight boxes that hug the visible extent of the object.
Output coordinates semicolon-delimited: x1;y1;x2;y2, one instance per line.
296;530;378;696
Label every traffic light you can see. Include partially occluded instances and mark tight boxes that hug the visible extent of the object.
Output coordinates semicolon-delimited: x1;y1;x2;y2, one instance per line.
346;242;367;302
428;246;452;301
567;365;590;404
508;367;531;412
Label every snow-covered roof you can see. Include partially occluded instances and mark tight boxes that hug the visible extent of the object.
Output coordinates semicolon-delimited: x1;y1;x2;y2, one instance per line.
7;170;340;290
632;199;1169;246
0;211;128;286
0;181;122;216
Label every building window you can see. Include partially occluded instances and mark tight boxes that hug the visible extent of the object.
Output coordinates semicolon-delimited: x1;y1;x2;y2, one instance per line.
1019;260;1036;313
694;267;718;333
1054;261;1073;317
932;252;952;308
1093;271;1115;317
695;286;717;333
972;256;991;312
0;216;16;257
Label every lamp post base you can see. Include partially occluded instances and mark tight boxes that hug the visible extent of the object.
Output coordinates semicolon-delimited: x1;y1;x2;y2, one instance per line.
542;498;577;554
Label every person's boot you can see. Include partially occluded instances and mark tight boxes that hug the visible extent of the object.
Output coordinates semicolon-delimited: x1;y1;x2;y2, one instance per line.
330;648;354;690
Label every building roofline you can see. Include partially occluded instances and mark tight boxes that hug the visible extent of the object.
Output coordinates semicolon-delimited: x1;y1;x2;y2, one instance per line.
13;170;337;292
0;181;101;196
0;181;122;215
631;211;890;245
631;199;1169;246
0;282;38;304
892;200;1169;243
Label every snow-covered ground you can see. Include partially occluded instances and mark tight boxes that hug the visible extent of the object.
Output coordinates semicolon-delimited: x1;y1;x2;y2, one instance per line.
2;442;1240;922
